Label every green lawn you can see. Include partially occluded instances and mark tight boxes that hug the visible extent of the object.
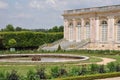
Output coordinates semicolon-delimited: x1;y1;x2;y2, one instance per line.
0;50;120;78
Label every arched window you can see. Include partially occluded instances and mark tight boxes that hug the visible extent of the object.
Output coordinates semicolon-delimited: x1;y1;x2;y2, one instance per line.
69;23;73;41
117;20;120;42
77;22;81;41
86;22;90;39
101;21;108;42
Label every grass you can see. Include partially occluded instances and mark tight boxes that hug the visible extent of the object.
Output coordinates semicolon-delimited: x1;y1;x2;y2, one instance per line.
0;50;120;77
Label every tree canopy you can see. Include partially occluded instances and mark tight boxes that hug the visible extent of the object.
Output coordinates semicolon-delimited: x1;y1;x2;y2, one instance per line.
0;24;64;32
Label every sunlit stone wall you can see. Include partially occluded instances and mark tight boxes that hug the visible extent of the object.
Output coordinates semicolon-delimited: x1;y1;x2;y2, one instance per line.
63;5;120;50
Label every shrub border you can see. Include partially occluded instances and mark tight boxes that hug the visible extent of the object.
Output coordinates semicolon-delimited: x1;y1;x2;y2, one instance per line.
56;72;120;80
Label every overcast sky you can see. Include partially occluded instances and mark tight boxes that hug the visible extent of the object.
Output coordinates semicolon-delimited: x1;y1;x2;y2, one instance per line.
0;0;120;29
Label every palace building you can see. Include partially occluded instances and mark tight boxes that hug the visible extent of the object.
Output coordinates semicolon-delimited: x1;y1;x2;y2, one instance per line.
63;5;120;50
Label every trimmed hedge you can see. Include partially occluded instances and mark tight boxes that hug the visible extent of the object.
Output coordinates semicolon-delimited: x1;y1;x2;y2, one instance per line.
57;72;120;80
0;31;63;48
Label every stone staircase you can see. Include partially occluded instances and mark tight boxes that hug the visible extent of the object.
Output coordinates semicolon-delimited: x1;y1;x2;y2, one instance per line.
38;38;90;51
66;39;90;50
75;39;90;49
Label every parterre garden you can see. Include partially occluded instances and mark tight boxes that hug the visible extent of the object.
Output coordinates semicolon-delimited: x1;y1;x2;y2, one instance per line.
1;32;120;80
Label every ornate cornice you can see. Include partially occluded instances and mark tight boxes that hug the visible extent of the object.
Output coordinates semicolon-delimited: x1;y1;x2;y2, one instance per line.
63;5;120;16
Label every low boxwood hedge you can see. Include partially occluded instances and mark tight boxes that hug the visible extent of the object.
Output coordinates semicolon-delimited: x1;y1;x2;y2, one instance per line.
56;72;120;80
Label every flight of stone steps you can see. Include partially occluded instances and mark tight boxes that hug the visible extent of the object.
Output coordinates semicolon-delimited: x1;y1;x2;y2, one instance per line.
38;39;90;51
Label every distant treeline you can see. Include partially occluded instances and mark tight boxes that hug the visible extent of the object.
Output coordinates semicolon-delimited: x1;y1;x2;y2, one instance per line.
0;24;64;32
0;31;63;50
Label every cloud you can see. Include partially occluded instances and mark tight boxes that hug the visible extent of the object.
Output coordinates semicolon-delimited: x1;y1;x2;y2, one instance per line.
14;2;23;9
1;0;120;29
46;0;56;5
0;1;8;9
29;0;44;9
11;13;32;19
28;0;68;11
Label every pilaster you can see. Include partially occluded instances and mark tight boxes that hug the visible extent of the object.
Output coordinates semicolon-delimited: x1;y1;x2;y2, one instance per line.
81;18;85;40
96;17;100;42
90;17;95;42
73;19;77;41
107;16;114;43
64;19;69;40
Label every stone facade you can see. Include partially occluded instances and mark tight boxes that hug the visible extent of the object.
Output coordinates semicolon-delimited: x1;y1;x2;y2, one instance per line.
63;5;120;50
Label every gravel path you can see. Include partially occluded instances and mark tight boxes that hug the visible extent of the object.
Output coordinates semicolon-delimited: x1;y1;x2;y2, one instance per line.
77;57;116;65
96;57;116;65
97;77;120;80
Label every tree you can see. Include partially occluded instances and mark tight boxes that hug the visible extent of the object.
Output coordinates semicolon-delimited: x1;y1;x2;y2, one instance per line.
52;26;59;32
49;26;59;32
59;26;64;32
0;36;4;49
4;24;15;31
15;27;22;31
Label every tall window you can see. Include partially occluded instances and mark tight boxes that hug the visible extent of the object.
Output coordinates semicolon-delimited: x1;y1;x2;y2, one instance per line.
101;21;108;42
86;22;90;39
117;20;120;42
69;23;73;41
77;22;81;41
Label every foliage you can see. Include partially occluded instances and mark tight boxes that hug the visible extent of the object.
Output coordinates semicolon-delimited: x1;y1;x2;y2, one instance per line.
69;67;80;76
116;63;120;72
51;66;60;78
58;72;120;80
36;67;46;79
90;64;99;73
98;65;106;73
8;38;16;48
0;72;5;80
0;32;63;49
79;65;87;75
3;24;15;31
48;26;64;32
57;45;62;51
0;61;120;79
7;70;19;80
27;70;39;80
1;24;64;32
15;27;22;31
58;68;67;77
107;62;116;72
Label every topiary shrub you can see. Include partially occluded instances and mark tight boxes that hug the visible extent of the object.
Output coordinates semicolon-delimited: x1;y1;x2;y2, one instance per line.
36;67;46;79
8;38;16;51
107;62;116;72
27;70;39;80
98;65;106;73
79;65;87;75
115;63;120;72
58;68;67;77
8;39;16;48
51;66;60;78
90;64;99;73
57;44;62;51
7;70;19;80
69;67;80;76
